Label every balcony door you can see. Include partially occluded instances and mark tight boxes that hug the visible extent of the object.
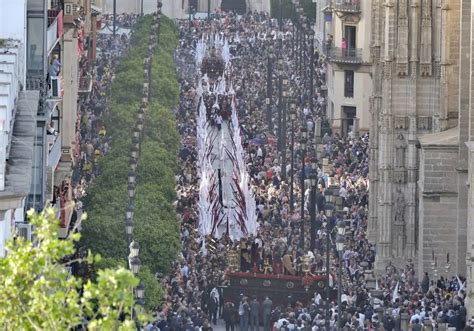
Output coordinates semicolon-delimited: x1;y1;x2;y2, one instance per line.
344;25;357;49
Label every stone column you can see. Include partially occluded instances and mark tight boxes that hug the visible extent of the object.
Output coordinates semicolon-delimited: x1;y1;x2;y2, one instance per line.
375;0;395;270
368;0;383;244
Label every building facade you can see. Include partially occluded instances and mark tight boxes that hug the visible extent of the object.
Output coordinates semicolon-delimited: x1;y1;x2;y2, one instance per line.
367;0;469;281
101;0;270;18
0;0;97;252
318;0;372;134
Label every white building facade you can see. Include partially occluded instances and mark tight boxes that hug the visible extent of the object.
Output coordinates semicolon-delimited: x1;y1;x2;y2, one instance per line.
315;0;372;134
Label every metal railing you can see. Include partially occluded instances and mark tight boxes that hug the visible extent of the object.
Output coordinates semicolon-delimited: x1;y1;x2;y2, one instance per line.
326;47;363;63
334;0;360;12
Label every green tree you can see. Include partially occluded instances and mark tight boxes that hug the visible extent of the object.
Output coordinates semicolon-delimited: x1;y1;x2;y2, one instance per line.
0;208;144;330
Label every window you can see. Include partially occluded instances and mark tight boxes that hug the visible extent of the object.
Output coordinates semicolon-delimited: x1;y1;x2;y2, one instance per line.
344;25;357;49
27;17;45;75
344;70;354;98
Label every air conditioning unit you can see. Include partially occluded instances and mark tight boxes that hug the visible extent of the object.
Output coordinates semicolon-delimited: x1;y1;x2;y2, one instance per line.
16;223;32;241
51;76;61;98
64;0;80;24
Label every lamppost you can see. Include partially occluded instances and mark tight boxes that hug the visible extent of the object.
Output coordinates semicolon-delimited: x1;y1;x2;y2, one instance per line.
136;282;145;301
324;189;335;329
207;0;211;20
308;28;315;114
126;217;134;242
302;23;308;87
281;79;289;181
188;1;192;32
299;127;308;249
309;168;318;251
277;57;284;152
266;34;274;131
289;101;297;212
336;220;346;331
113;0;117;37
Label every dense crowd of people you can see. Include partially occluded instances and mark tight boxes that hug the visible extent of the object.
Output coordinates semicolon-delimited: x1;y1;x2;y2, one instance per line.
75;11;472;331
151;10;473;331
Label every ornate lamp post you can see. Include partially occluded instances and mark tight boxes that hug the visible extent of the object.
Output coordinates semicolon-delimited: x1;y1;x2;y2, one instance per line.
299;127;308;249
277;57;284;152
136;282;145;300
129;256;141;275
308;28;315;114
266;34;274;131
289;101;297;212
336;220;346;331
129;240;140;258
281;79;289;180
126;203;134;219
125;217;134;241
309;169;318;251
324;189;335;329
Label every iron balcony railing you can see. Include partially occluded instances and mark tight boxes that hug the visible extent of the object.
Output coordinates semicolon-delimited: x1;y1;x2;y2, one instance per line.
334;0;360;12
326;47;363;64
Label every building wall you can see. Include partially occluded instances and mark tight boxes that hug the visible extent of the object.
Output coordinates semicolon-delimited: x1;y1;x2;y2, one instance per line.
101;0;270;17
369;0;462;272
463;0;474;320
418;143;459;278
60;27;79;164
325;0;372;133
328;67;372;132
0;205;26;257
0;0;27;87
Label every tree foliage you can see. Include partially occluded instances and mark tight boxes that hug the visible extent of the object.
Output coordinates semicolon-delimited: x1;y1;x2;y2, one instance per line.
0;209;144;330
81;15;180;308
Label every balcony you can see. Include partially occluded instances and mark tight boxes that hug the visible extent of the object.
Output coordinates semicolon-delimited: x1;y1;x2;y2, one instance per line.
326;47;362;64
333;0;360;13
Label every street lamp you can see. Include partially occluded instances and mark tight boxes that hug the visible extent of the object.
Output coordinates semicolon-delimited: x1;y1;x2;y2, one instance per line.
128;171;136;185
129;256;141;275
308;29;315;115
129;240;140;258
309;169;318;251
128;183;136;199
299;128;307;249
126;217;134;237
126;203;134;219
131;144;139;159
336;220;346;331
277;57;284;152
130;157;138;172
266;35;274;131
324;188;334;330
281;78;289;180
136;282;145;299
289;101;297;212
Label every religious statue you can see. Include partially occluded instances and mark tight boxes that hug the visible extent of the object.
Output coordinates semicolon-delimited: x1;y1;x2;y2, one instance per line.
394;188;406;224
394;132;407;168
